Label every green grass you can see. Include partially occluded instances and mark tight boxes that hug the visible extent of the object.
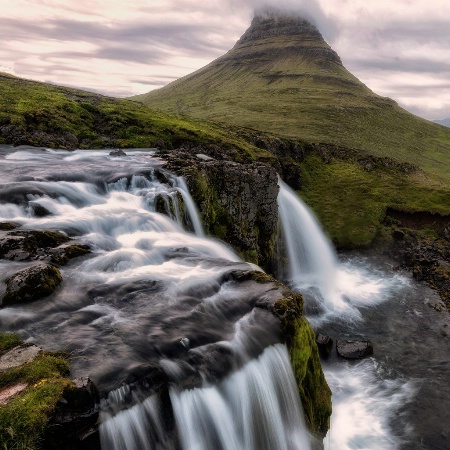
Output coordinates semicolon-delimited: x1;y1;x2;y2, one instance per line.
0;334;22;355
0;334;72;450
0;72;271;160
298;154;450;249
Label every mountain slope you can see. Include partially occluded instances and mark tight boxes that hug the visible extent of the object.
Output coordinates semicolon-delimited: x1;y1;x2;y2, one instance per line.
0;72;271;161
135;10;450;182
435;118;450;127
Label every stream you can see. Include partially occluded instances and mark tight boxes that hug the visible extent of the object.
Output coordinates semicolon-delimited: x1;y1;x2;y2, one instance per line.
0;146;449;449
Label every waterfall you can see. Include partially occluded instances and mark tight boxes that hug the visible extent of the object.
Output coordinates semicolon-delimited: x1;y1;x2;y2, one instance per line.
100;345;312;450
0;147;313;450
173;176;205;237
277;180;338;310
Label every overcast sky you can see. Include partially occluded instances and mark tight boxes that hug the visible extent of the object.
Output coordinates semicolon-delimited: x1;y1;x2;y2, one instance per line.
2;0;450;120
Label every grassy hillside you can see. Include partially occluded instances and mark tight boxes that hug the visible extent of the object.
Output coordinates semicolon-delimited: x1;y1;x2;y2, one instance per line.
1;70;449;250
136;13;450;183
0;72;270;161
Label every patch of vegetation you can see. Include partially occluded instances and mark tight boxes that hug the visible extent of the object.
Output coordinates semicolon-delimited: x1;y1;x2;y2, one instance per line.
0;72;270;160
0;334;72;450
297;154;450;249
0;334;22;355
272;292;332;435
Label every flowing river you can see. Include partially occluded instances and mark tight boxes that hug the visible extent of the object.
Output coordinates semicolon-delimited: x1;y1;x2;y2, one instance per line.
278;181;450;450
0;146;449;449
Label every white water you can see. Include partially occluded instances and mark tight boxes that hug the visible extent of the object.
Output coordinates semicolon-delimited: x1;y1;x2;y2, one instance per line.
171;344;311;450
277;180;417;449
278;181;408;322
0;147;313;450
100;345;311;450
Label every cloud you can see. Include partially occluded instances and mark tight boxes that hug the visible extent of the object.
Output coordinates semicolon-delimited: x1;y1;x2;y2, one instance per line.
1;1;450;119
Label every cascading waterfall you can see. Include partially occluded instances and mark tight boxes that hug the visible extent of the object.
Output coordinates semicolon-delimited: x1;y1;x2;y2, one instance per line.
277;180;340;314
276;178;421;449
173;176;205;237
0;147;312;450
100;345;311;450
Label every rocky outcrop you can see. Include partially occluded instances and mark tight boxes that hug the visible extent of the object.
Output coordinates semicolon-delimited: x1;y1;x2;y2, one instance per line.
0;226;90;264
275;300;332;437
43;377;100;450
161;148;280;270
233;9;342;68
384;211;450;311
0;125;79;149
1;263;62;306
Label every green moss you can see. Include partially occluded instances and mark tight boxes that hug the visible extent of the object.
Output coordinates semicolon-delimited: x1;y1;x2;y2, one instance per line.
271;293;331;435
287;317;332;435
0;72;271;158
0;333;73;450
298;154;450;249
0;378;71;450
0;334;22;355
2;265;63;307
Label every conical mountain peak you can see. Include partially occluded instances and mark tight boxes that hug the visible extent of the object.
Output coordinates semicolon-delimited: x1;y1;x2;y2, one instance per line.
238;9;324;44
228;9;342;67
135;8;450;172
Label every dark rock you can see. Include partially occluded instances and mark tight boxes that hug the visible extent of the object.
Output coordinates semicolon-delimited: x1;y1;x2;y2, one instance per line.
29;203;52;217
0;222;20;231
109;149;127;157
0;234;26;257
393;229;405;240
1;263;62;306
181;157;279;269
336;339;373;359
43;377;100;450
62;244;91;259
316;334;333;356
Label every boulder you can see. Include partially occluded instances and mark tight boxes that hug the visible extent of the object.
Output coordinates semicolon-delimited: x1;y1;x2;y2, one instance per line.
0;344;42;371
336;339;373;359
109;149;127;157
1;263;62;307
316;334;333;356
43;377;100;450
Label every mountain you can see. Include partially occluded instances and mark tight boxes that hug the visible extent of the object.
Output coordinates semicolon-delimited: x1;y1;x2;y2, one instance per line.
435;118;450;127
135;10;450;182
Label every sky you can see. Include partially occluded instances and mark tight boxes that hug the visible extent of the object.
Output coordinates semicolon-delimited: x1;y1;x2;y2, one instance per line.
2;0;450;120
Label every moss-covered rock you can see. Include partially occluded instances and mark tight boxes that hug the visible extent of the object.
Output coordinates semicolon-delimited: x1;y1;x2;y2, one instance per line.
237;271;332;436
273;294;332;436
0;333;74;450
1;263;62;307
163;149;280;270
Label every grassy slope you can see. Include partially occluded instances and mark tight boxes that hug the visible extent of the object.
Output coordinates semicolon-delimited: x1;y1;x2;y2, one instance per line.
0;72;270;161
133;14;450;247
136;22;450;184
0;71;449;249
0;333;72;450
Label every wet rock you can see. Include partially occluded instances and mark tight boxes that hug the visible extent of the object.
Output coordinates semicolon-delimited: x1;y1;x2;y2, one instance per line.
44;377;100;450
29;203;52;217
0;222;20;231
316;334;333;356
0;344;42;371
1;263;62;307
336;339;373;359
109;149;127;157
